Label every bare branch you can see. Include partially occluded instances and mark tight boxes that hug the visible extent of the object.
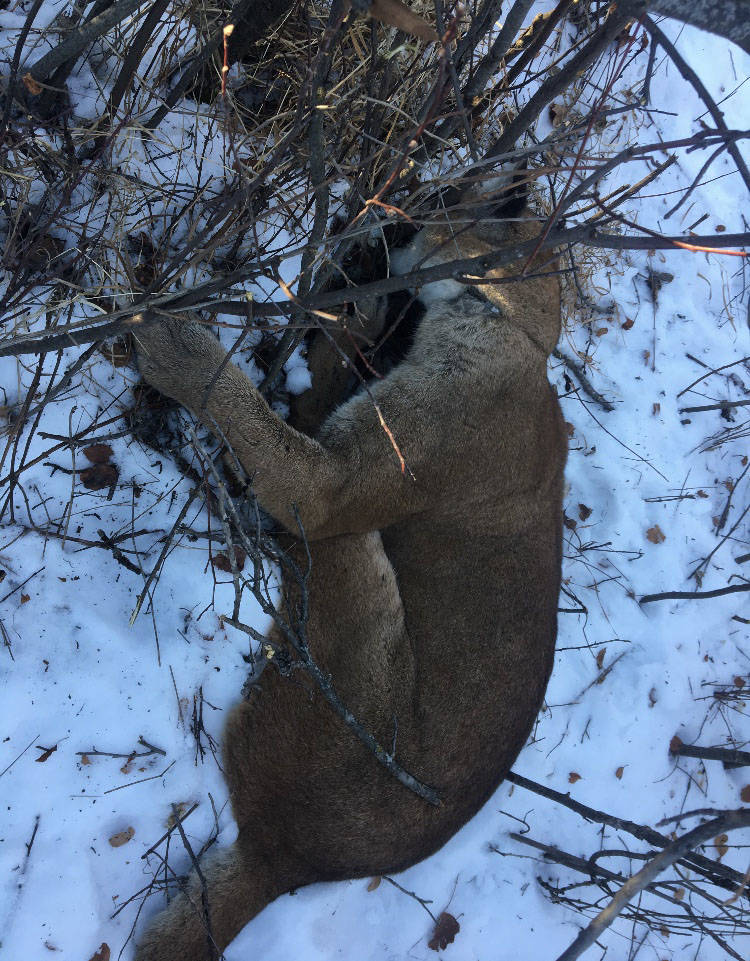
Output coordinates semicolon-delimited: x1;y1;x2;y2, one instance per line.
555;809;750;961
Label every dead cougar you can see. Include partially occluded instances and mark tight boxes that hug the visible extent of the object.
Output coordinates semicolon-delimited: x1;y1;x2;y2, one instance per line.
133;192;566;961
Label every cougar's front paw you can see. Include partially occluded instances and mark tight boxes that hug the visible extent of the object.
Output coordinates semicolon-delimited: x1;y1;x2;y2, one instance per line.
134;314;226;404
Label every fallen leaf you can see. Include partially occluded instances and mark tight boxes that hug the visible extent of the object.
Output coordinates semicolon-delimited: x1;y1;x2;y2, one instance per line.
166;802;191;829
565;422;575;438
563;514;577;531
696;489;709;498
615;766;624;779
21;593;30;603
714;833;728;860
740;785;750;803
716;224;726;232
652;402;660;416
648;687;658;707
549;102;566;127
595;327;608;336
669;734;683;754
80;463;119;490
367;876;381;892
22;72;42;95
100;338;132;367
213;547;247;573
35;744;57;762
109;826;135;848
646;524;665;544
428;912;460;951
362;0;439;42
733;676;745;688
642;349;651;366
578;503;592;522
596;647;606;670
568;772;581;784
83;444;113;464
88;945;111;961
621;317;635;330
80;753;92;765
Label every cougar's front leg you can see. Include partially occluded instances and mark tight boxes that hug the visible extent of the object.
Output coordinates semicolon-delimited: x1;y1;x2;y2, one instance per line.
135;315;351;534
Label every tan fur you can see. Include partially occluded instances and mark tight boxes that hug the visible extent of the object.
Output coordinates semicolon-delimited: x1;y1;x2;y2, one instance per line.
133;209;566;961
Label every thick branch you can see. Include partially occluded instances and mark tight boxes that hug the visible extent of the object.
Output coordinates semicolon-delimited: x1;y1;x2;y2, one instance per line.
670;742;750;768
624;0;750;55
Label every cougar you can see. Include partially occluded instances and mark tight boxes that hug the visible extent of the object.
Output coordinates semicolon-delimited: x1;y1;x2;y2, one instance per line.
133;191;566;961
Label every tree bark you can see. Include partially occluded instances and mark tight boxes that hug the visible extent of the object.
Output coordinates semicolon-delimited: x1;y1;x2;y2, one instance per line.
623;0;750;54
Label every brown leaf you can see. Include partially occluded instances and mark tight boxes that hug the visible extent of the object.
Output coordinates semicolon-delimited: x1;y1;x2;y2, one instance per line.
563;514;577;531
714;833;728;860
716;224;726;232
594;327;608;337
367;876;381;892
21;593;30;604
80;463;119;490
596;647;606;670
652;402;661;416
35;744;57;763
83;444;113;464
109;826;135;848
615;766;624;779
166;802;191;829
88;945;111;961
428;912;460;951
733;676;745;688
213;547;247;573
80;753;92;765
565;422;575;438
621;317;635;330
696;489;709;498
578;503;592;522
646;524;665;544
549;102;566;127
364;0;439;42
22;72;42;95
120;754;135;775
740;785;750;803
669;734;683;754
100;338;132;368
568;772;581;784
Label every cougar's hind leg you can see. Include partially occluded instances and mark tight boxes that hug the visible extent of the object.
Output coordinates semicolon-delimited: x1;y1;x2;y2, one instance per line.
220;533;434;883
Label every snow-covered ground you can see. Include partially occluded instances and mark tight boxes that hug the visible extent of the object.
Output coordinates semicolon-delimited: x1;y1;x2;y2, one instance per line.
1;5;748;961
